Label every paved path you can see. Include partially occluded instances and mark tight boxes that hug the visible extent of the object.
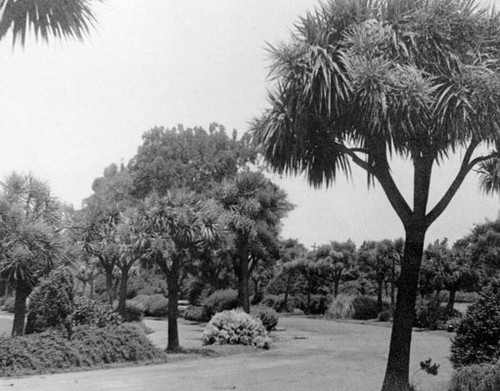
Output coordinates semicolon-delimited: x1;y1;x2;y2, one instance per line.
0;316;453;391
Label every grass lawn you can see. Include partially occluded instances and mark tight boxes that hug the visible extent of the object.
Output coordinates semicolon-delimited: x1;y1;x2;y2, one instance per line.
0;317;11;336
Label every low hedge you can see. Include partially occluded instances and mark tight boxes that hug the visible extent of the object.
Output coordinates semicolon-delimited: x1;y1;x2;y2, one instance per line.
201;289;239;319
0;325;167;376
326;295;389;320
129;294;169;317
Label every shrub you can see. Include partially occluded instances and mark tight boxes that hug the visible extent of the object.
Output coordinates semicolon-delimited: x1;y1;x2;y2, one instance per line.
0;325;167;376
306;294;330;315
202;289;239;319
2;297;15;313
148;295;169;317
122;300;145;322
261;294;304;313
202;310;269;348
25;267;74;335
378;309;392;322
72;297;122;328
451;281;500;368
413;298;461;330
129;294;168;317
449;363;500;391
252;306;279;331
183;306;206;322
326;295;388;320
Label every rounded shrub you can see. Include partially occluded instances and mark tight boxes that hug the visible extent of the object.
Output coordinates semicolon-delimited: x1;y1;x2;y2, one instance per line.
25;267;74;334
122;300;145;322
183;305;206;322
129;294;168;317
413;298;461;330
2;297;15;313
252;306;279;331
202;310;269;348
72;297;122;328
202;289;239;319
451;281;500;368
326;295;389;320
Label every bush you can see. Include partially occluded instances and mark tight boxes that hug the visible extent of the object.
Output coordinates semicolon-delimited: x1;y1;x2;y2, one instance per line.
261;294;304;313
451;281;500;368
25;267;74;335
252;306;279;331
0;325;167;376
202;289;239;319
148;295;169;317
2;297;15;313
72;297;122;328
378;309;392;322
202;310;269;348
122;300;145;322
183;306;206;322
414;298;461;330
449;363;500;391
326;295;388;320
129;294;168;317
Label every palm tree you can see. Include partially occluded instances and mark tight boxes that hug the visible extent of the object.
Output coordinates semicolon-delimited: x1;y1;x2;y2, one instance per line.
255;1;500;389
0;173;65;335
216;171;293;313
143;192;221;351
0;0;100;47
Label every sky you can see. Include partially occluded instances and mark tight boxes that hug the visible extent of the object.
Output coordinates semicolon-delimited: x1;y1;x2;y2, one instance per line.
0;0;500;249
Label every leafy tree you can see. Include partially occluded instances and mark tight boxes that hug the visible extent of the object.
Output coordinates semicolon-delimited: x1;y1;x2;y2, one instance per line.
0;0;100;46
254;1;500;388
317;240;356;297
216;171;293;313
0;173;65;335
128;124;257;198
142;192;221;351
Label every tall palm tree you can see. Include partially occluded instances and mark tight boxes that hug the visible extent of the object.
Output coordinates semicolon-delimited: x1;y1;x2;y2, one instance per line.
255;1;500;389
0;173;65;335
143;192;221;351
0;0;100;47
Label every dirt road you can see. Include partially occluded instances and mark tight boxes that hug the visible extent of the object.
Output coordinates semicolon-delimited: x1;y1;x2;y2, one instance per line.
0;317;452;391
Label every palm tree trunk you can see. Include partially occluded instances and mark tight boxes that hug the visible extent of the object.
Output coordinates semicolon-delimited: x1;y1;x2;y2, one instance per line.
166;260;180;351
238;245;250;313
12;280;30;336
381;228;425;391
117;268;129;315
447;290;456;315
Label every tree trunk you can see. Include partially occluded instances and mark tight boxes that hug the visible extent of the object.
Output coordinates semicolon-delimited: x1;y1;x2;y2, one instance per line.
283;272;292;312
238;245;250;313
166;260;180;351
105;270;114;306
89;276;95;299
390;282;396;309
447;290;456;315
117;269;129;315
377;279;384;313
12;281;30;336
334;279;340;298
381;228;426;391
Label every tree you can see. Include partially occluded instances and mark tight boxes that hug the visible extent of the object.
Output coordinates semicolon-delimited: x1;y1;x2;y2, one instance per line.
317;240;356;297
216;171;293;313
0;0;100;47
128;124;257;199
143;192;221;351
0;173;65;335
255;1;500;388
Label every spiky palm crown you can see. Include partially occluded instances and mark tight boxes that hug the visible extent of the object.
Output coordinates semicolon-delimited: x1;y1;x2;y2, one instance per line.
256;0;500;188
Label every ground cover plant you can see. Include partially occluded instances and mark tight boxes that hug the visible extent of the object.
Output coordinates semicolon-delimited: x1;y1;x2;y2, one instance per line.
0;324;167;377
448;363;500;391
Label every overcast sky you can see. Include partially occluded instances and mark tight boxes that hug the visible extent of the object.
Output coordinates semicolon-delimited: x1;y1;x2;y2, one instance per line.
0;0;499;249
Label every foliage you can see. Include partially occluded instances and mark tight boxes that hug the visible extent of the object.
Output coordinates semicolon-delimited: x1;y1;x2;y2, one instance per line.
72;297;122;328
252;305;279;331
2;297;15;313
129;294;169;317
128;124;257;198
202;310;269;348
25;267;74;334
122;300;144;322
448;363;500;391
414;298;461;330
261;294;304;313
326;295;389;320
451;281;500;368
202;289;239;319
378;310;392;322
183;306;206;322
0;325;166;377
